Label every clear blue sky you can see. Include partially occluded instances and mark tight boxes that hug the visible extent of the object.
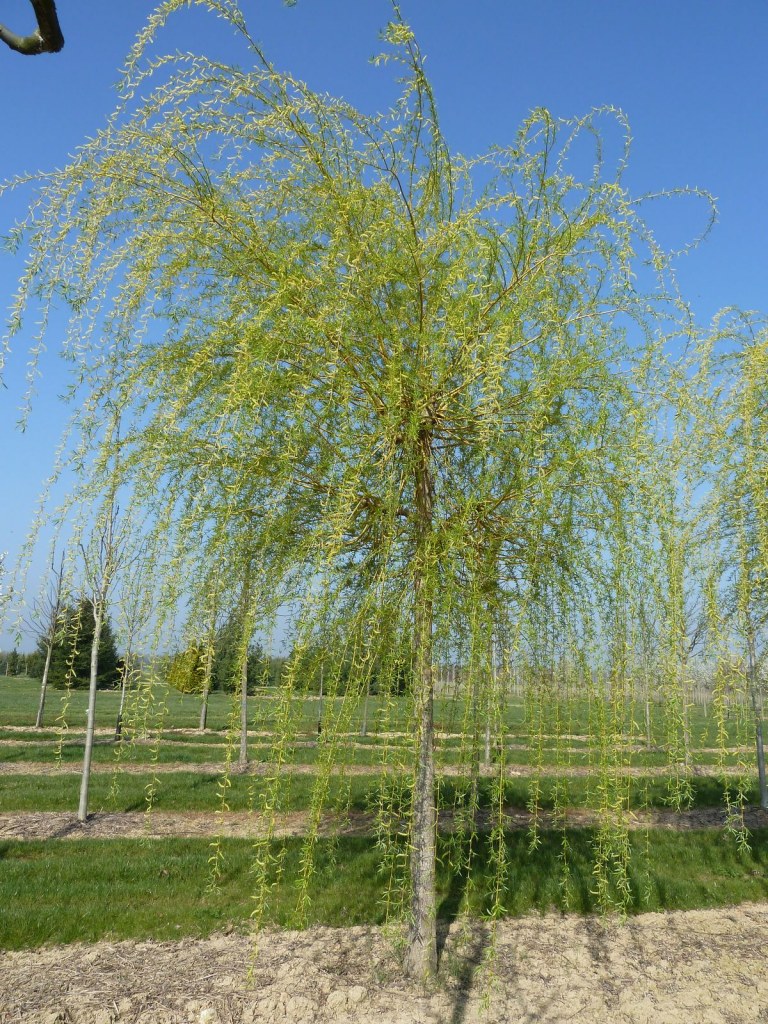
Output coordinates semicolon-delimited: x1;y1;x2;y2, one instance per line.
1;0;766;648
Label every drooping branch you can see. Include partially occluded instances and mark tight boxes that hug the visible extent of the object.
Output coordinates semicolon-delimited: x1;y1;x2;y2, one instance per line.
0;0;64;55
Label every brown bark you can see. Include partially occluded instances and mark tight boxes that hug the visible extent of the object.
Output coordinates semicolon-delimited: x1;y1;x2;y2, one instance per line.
484;644;495;769
404;452;437;982
239;645;249;769
405;579;436;981
317;663;324;734
0;0;64;55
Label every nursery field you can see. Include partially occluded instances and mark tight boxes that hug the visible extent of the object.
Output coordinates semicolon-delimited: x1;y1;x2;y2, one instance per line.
2;674;768;1022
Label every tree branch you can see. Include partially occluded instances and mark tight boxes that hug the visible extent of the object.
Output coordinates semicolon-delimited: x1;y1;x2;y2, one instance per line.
0;0;64;55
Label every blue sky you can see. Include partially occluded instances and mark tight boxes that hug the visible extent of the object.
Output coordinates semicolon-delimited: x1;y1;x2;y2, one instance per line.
1;0;766;648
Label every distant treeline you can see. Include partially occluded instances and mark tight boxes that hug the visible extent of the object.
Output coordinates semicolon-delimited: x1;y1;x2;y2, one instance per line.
5;597;417;696
3;599;120;689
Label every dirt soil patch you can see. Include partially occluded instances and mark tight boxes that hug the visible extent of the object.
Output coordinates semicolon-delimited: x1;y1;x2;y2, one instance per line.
2;805;767;841
2;905;767;1023
0;759;754;778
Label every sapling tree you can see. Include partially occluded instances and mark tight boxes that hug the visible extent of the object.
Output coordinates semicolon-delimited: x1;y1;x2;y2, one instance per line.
77;503;117;821
76;479;135;822
233;569;255;770
114;559;154;740
1;0;721;979
26;549;66;727
198;597;218;732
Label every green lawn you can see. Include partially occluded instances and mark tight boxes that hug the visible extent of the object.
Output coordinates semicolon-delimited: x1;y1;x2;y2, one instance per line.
1;676;245;730
4;676;755;748
2;829;767;950
0;770;761;814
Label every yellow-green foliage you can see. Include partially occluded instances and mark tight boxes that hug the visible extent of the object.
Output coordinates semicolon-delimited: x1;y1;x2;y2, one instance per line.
166;646;206;694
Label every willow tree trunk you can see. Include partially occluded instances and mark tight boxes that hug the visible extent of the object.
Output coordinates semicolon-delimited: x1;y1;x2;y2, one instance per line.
78;605;103;822
317;662;324;735
406;581;436;980
746;629;768;810
404;454;437;982
35;641;54;728
484;645;495;769
239;649;248;769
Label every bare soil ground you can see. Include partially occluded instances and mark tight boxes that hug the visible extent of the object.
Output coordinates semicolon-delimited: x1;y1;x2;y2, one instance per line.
2;805;768;841
2;905;767;1023
0;759;753;778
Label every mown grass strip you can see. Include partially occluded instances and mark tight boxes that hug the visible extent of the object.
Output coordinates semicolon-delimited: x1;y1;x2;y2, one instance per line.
2;678;744;744
0;737;755;770
1;830;767;950
0;772;763;814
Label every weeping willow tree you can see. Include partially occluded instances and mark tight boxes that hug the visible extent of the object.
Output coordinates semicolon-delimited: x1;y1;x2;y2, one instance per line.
1;0;712;980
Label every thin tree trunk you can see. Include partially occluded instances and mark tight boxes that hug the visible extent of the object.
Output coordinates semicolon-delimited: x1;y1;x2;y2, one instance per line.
679;631;691;767
239;649;248;769
361;674;370;738
78;606;102;822
746;629;768;810
404;454;437;982
35;551;65;730
199;640;214;732
114;655;130;741
317;662;324;735
35;641;54;728
644;655;653;749
755;719;768;811
484;644;495;769
682;699;691;766
405;583;436;981
233;571;253;769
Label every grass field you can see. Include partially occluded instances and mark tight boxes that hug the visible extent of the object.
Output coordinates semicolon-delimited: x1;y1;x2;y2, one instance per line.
0;675;755;745
2;674;766;952
2;769;762;814
1;830;767;950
